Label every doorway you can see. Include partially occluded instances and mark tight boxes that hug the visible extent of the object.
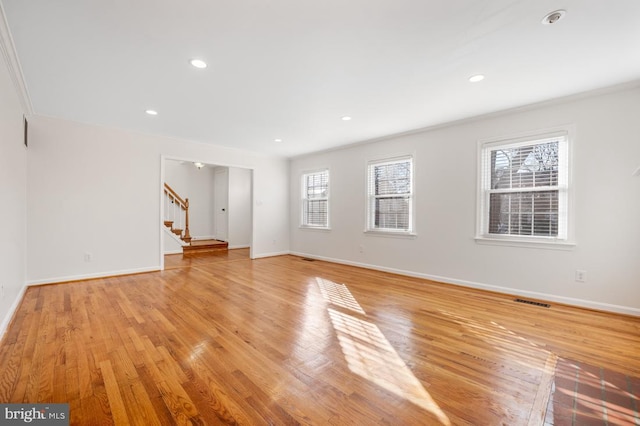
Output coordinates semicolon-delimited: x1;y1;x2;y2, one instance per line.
213;167;228;242
160;157;253;269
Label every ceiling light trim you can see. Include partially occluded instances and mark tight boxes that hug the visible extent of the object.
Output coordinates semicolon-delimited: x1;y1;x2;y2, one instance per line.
542;10;566;25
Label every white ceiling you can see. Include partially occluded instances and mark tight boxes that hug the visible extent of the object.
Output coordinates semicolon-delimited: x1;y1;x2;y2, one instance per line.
3;0;640;157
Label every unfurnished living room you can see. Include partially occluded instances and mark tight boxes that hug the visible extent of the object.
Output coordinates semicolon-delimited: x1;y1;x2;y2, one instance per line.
1;1;639;425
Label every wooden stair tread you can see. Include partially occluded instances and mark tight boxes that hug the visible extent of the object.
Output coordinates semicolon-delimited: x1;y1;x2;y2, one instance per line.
189;239;227;247
183;239;228;256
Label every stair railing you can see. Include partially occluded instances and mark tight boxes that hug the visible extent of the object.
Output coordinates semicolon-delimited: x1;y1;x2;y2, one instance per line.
163;183;192;243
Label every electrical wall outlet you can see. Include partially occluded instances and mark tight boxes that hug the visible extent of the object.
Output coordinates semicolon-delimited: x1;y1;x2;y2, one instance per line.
359;245;364;253
575;269;587;282
84;252;92;262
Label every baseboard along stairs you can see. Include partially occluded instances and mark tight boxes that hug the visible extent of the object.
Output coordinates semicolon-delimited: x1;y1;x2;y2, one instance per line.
164;221;228;256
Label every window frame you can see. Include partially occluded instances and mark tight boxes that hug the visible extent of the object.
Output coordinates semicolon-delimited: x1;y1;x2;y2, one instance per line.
476;128;574;249
365;155;416;236
300;168;330;230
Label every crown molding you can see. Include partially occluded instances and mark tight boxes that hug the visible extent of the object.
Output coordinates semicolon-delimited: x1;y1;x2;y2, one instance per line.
291;79;640;160
0;2;33;115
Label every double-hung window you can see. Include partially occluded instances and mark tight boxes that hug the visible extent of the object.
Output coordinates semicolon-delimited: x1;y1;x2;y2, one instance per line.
477;131;571;246
301;169;329;228
366;156;414;233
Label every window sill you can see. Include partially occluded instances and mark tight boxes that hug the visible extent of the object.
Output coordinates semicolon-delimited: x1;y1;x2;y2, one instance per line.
299;226;331;232
364;230;417;239
475;236;575;250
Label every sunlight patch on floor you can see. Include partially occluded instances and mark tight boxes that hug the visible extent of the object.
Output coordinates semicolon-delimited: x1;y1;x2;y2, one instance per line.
316;277;366;315
291;281;333;362
317;277;451;425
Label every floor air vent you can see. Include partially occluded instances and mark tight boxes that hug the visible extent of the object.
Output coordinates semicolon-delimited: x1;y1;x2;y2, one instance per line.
301;258;316;262
514;298;551;308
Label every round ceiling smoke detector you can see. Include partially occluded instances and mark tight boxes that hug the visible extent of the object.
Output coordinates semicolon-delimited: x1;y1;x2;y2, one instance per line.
542;9;566;25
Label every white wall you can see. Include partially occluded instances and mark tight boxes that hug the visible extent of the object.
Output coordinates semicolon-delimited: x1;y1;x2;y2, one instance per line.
0;42;27;336
165;159;215;239
228;167;252;248
290;84;640;314
27;115;290;284
162;228;184;255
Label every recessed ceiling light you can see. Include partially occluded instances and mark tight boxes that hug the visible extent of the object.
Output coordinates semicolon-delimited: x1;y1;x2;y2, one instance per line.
341;116;352;121
145;109;158;115
190;59;207;69
274;138;283;143
542;10;566;25
469;74;485;83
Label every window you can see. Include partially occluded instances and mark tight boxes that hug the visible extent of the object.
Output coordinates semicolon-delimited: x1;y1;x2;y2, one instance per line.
366;156;414;233
478;131;570;245
301;169;329;228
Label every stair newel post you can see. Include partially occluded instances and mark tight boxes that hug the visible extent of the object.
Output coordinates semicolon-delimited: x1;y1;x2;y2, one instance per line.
183;198;192;243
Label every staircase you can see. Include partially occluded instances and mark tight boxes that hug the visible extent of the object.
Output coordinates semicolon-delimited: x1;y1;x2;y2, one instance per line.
164;220;191;243
164;183;228;256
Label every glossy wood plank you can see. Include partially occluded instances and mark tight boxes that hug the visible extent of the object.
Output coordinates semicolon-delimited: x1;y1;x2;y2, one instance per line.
1;249;639;425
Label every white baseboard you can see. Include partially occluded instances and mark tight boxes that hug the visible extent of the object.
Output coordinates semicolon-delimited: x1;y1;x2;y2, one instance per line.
0;284;28;342
192;235;217;241
228;244;250;250
163;249;183;255
252;250;289;259
289;251;640;317
163;227;187;246
27;266;161;286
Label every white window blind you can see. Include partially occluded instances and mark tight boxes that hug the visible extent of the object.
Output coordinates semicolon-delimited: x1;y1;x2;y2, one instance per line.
301;169;329;228
367;156;413;233
479;133;569;242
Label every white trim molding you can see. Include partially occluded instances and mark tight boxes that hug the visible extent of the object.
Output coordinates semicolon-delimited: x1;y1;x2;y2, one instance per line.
163;249;183;255
27;266;161;286
475;126;575;248
0;2;33;114
251;251;289;260
290;251;640;317
0;284;28;342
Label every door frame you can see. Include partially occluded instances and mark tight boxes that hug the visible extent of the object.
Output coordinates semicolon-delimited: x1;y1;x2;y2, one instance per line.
159;155;254;270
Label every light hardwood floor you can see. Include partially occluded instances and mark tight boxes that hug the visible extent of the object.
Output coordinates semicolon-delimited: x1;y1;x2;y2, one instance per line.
1;250;638;425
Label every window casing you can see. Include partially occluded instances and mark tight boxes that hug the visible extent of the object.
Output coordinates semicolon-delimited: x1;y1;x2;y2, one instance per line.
477;131;571;246
366;156;414;234
301;169;329;228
